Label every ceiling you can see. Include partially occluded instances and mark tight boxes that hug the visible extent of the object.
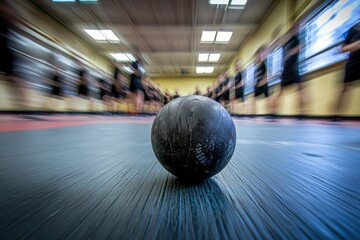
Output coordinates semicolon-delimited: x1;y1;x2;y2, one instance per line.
31;0;275;77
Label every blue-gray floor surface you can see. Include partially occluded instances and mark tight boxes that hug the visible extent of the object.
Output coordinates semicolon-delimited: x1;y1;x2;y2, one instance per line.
0;118;359;239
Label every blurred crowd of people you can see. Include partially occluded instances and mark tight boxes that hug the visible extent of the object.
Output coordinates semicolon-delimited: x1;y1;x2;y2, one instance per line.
1;0;359;116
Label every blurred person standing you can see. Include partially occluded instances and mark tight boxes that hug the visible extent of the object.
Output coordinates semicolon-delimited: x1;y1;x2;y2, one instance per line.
111;68;129;112
98;78;111;112
205;86;212;98
130;60;145;113
99;79;109;101
219;70;232;109
50;68;63;98
163;90;172;105
215;72;226;102
253;46;271;115
335;21;360;116
173;88;180;99
0;1;27;108
194;84;201;95
78;69;89;98
231;61;245;114
273;25;305;116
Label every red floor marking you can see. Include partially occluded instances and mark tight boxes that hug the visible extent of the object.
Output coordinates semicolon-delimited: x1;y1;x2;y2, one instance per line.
0;118;154;133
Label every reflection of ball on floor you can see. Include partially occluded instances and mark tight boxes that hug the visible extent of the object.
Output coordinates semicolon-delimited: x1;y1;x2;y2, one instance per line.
151;95;236;181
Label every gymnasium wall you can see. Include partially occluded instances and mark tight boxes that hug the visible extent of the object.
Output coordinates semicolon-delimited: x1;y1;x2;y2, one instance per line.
229;0;359;116
153;0;359;117
153;77;214;96
12;1;113;73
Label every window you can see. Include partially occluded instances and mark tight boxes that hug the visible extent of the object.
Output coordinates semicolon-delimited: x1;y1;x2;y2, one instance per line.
243;63;255;95
266;47;283;86
300;0;360;74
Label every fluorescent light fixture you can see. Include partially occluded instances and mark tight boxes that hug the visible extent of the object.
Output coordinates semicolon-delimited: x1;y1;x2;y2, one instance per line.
84;29;119;41
123;66;133;73
216;31;233;42
53;0;97;1
208;53;221;62
196;67;205;73
201;31;216;42
84;29;106;40
110;53;135;62
196;66;214;73
209;0;229;4
52;0;76;2
100;30;119;41
198;53;209;62
231;0;247;5
204;66;214;73
126;53;136;62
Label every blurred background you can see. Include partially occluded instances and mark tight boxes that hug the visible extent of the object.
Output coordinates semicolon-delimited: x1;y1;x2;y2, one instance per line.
0;0;359;117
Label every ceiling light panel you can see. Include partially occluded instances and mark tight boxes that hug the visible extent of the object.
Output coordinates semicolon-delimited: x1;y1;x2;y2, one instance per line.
201;31;216;42
209;0;229;4
204;67;214;73
126;54;136;62
215;31;233;42
231;0;247;5
100;30;119;41
123;66;133;73
196;66;214;73
110;53;135;62
196;67;206;73
52;0;76;2
208;53;221;62
84;29;106;40
198;53;209;62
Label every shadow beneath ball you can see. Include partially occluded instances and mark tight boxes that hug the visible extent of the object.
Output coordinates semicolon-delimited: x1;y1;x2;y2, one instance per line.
170;176;215;187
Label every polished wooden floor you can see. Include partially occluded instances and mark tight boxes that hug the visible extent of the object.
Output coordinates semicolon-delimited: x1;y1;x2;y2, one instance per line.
0;115;359;239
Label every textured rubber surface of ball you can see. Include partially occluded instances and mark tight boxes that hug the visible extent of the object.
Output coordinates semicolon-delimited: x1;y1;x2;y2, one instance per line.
151;95;236;181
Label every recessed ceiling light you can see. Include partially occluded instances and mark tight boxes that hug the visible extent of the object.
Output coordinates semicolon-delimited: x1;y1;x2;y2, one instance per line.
198;53;209;62
84;29;120;41
216;31;233;42
201;31;216;42
84;29;106;40
123;66;133;73
52;0;76;2
204;66;214;73
231;0;247;5
209;53;221;62
110;53;134;62
53;0;97;2
100;30;119;41
196;67;205;73
209;0;229;4
196;66;214;73
126;53;136;62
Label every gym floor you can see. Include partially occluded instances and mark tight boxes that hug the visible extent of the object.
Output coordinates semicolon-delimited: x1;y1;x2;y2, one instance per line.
0;115;359;239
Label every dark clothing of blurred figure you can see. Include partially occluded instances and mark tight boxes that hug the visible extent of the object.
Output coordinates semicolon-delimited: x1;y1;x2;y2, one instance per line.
254;61;269;98
0;16;14;75
78;70;89;97
344;22;360;83
234;71;245;102
281;34;301;87
335;22;360;116
51;75;62;96
130;61;144;93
